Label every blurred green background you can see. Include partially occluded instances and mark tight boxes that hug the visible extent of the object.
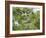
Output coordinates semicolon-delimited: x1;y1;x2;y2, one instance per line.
12;7;40;31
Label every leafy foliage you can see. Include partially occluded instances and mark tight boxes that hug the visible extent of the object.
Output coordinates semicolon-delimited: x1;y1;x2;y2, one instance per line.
12;7;40;31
